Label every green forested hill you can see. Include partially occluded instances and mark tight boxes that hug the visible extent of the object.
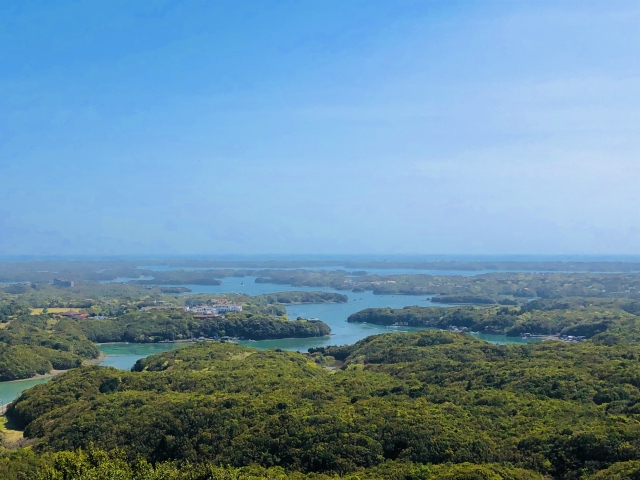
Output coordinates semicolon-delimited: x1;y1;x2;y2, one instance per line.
348;302;640;338
77;310;331;343
253;270;640;300
0;314;99;381
29;448;543;480
0;311;330;381
9;330;640;479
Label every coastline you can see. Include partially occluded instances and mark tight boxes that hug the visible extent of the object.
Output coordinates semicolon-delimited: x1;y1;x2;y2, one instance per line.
96;340;193;346
1;352;107;384
6;371;66;383
84;351;107;365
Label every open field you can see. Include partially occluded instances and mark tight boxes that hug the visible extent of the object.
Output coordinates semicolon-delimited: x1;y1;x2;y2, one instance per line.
30;307;79;315
0;415;23;445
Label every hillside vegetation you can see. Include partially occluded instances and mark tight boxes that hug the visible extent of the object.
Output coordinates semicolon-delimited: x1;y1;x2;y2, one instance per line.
0;289;336;381
0;314;99;381
8;329;640;478
254;271;640;301
348;298;640;338
79;310;331;343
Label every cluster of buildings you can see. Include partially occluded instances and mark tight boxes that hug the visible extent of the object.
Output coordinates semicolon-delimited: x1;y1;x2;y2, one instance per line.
559;335;587;343
191;335;237;343
520;332;587;342
186;304;242;317
57;310;89;319
52;278;75;287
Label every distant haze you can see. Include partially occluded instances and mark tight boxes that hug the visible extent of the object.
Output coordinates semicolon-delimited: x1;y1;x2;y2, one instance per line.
1;1;638;255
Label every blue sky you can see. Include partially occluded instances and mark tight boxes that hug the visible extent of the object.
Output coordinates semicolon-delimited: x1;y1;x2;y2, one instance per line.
1;0;638;255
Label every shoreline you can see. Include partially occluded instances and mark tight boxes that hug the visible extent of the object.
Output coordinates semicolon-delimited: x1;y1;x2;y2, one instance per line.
97;340;193;346
0;352;107;384
97;333;334;346
84;351;107;365
6;370;66;383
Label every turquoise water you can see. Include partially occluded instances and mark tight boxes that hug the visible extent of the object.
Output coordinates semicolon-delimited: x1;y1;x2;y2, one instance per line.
90;289;537;369
0;377;53;403
0;345;191;402
0;279;537;402
240;292;536;351
98;343;190;370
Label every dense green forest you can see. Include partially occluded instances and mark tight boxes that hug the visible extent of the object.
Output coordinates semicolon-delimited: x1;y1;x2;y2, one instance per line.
16;447;542;480
79;310;331;343
348;298;640;338
248;291;348;305
0;314;99;381
183;291;347;310
0;282;346;314
253;270;640;301
0;282;172;316
430;294;499;304
0;314;330;381
5;329;640;478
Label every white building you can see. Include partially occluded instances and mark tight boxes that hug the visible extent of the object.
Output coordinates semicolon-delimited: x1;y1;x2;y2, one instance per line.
214;304;242;313
187;304;242;315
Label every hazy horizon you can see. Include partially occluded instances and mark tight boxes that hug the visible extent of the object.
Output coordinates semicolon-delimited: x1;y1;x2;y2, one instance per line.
2;1;639;255
2;254;640;264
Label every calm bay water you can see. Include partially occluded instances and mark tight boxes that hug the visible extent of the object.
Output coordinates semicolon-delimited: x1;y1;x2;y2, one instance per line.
0;377;51;404
0;274;537;402
98;343;189;370
93;283;536;370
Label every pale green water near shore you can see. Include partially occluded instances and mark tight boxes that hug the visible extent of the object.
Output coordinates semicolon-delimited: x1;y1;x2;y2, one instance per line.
98;343;189;370
0;377;53;404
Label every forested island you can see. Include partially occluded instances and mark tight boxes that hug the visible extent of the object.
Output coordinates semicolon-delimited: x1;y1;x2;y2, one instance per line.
348;298;640;338
256;269;640;301
430;294;499;304
80;310;331;343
